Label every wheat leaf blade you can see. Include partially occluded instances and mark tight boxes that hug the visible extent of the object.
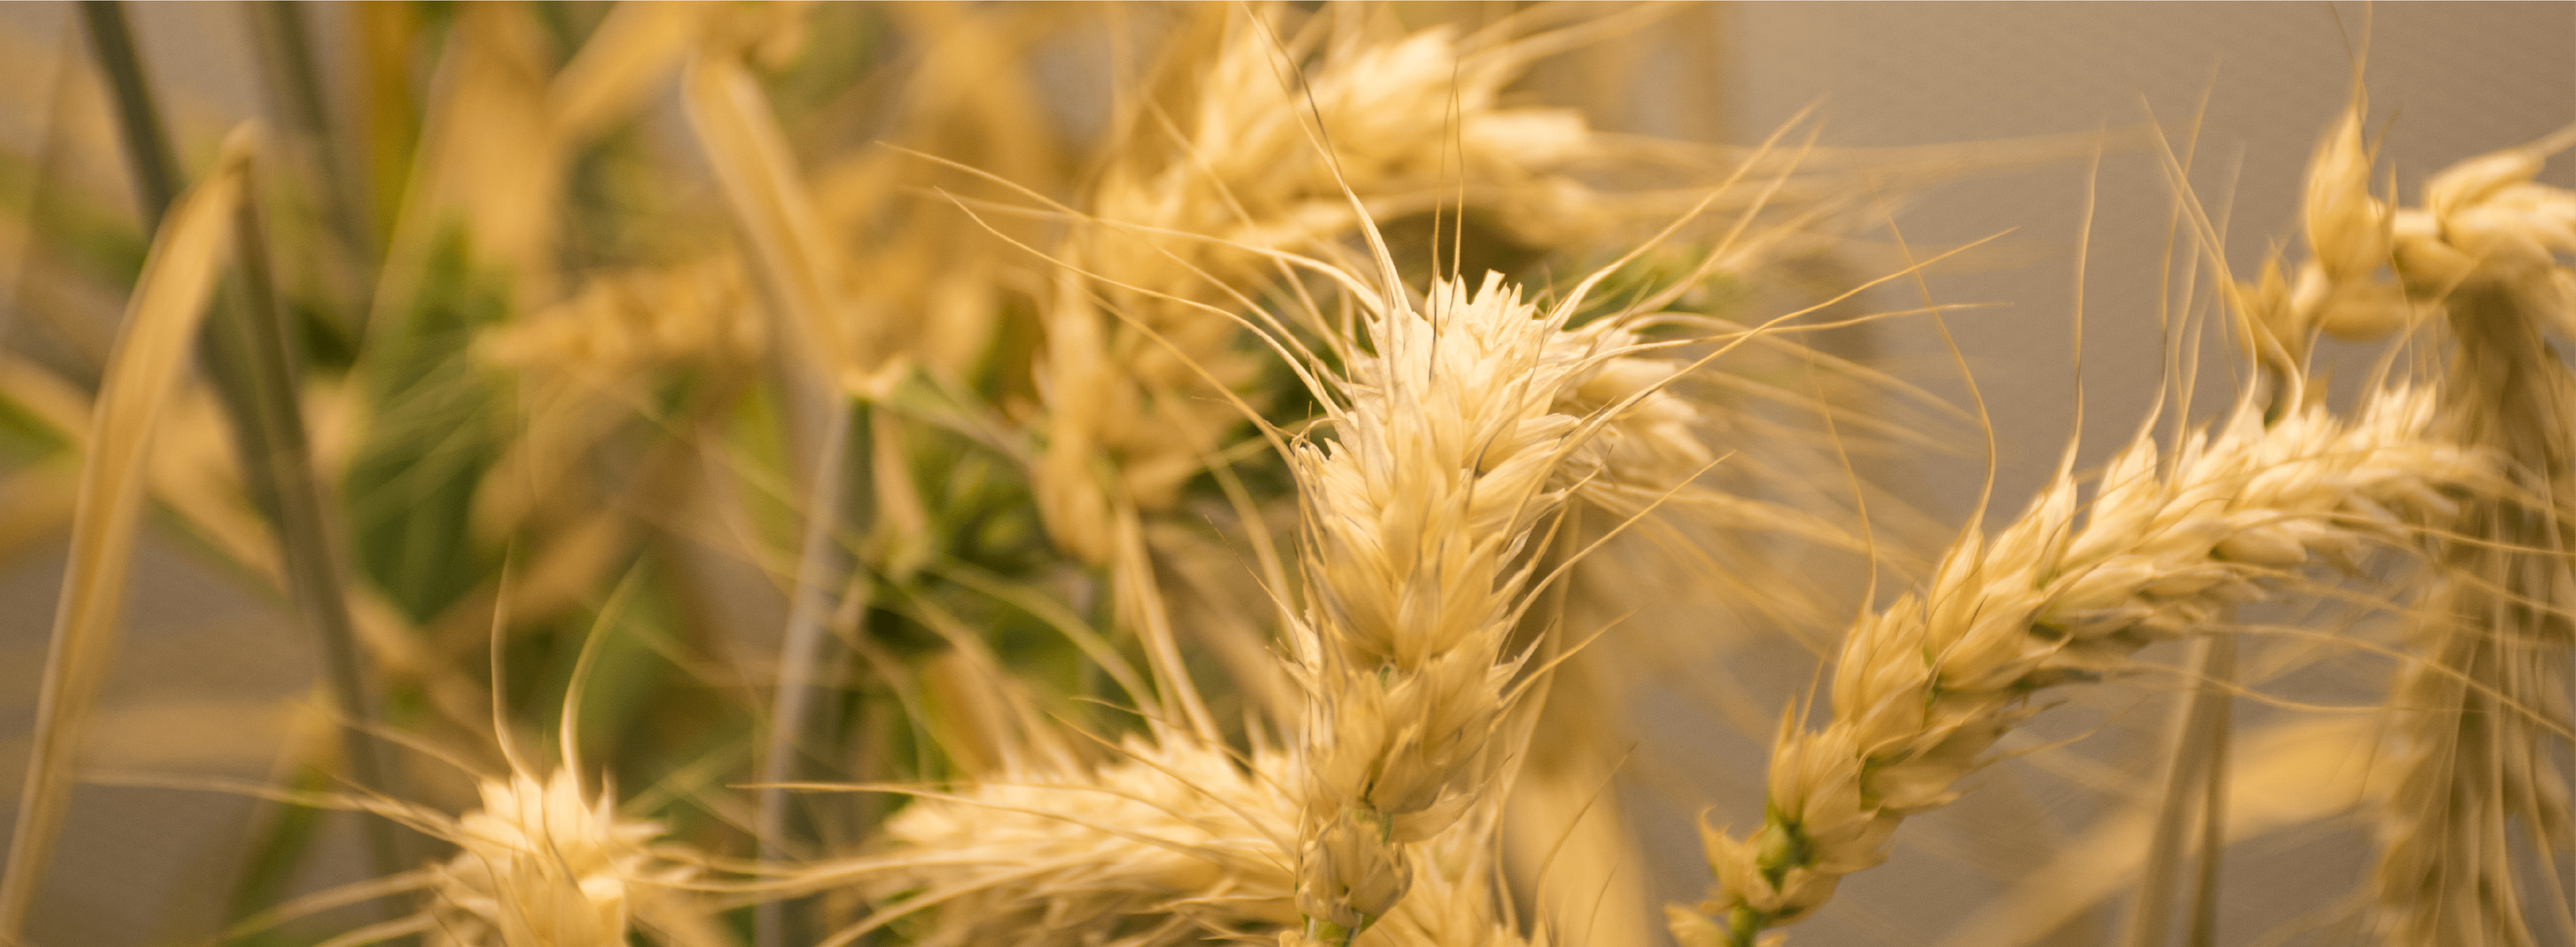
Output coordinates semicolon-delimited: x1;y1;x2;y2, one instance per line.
0;126;251;938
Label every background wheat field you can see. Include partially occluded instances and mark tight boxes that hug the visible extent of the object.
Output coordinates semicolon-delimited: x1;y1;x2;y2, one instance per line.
2;3;2574;947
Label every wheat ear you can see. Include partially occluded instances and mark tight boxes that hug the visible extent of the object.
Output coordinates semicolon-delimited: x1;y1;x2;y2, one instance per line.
2361;131;2576;946
1031;6;1621;564
418;768;693;947
1675;387;2491;946
1285;269;1644;940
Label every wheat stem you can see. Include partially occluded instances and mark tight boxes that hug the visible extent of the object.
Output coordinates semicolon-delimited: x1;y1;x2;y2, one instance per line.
2126;630;2236;947
222;139;412;885
2174;628;2236;947
755;395;870;947
242;0;377;333
2186;635;2235;947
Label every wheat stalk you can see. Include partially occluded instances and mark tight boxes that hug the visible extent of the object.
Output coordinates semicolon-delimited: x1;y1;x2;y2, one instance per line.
1676;386;2492;946
81;0;412;882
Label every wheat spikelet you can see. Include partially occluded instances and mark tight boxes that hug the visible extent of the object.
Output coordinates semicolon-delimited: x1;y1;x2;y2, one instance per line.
1283;818;1544;947
424;768;697;947
2241;101;2576;352
1676;387;2492;945
1542;319;1721;508
822;733;1301;947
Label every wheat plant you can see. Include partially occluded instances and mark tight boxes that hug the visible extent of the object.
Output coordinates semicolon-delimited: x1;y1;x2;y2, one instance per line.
2;5;2573;947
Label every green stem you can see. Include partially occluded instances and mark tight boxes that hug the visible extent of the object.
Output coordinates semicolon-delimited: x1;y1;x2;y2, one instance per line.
242;0;377;338
77;3;177;229
1725;905;1767;947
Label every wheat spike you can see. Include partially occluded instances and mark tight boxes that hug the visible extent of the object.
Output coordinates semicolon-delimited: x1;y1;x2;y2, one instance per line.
1032;6;1610;565
2362;128;2576;947
2231;104;2576;944
423;768;700;947
1678;387;2493;945
1288;262;1699;938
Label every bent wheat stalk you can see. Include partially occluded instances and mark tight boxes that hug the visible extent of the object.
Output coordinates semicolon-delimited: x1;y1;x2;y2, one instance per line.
2365;134;2576;947
1676;387;2491;947
2246;106;2576;943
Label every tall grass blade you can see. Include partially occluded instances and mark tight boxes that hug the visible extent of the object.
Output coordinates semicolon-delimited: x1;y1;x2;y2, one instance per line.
0;127;249;939
82;0;406;879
